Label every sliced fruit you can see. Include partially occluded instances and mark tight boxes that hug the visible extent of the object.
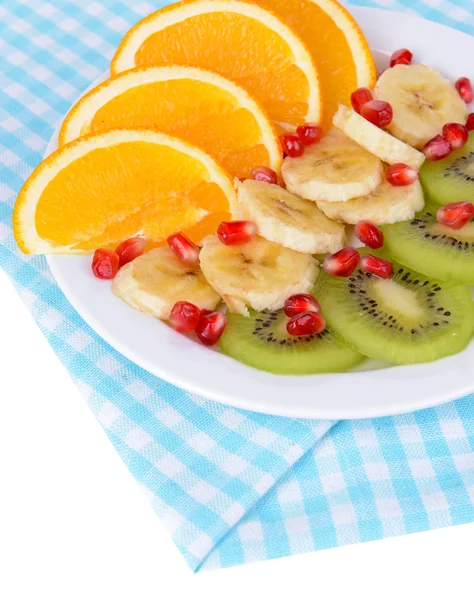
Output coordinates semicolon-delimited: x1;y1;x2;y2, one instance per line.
333;104;425;169
252;0;376;130
13;129;236;254
420;131;474;206
373;64;468;150
315;251;474;364
382;204;474;284
219;309;364;374
236;179;346;254
199;234;319;316
111;0;321;131
282;127;383;202
59;66;282;180
112;246;221;319
316;176;424;225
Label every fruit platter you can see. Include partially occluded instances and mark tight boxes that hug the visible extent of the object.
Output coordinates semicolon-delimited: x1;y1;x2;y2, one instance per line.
12;1;474;418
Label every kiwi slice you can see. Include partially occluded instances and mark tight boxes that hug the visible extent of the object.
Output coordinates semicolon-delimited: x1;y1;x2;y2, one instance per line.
219;309;364;375
315;253;474;365
420;131;474;206
383;205;474;284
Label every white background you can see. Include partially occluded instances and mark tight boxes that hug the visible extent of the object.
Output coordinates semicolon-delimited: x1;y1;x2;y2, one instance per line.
1;267;473;600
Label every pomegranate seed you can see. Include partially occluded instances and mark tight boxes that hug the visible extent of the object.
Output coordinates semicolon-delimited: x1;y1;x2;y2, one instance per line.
251;166;278;185
442;122;469;151
195;311;227;346
284;293;320;317
296;123;322;146
360;254;393;279
456;77;473;104
466;113;474;131
169;301;201;333
323;247;360;277
92;248;119;279
286;311;326;337
390;48;413;67
280;133;304;157
217;220;257;246
436;201;474;230
350;87;373;114
167;232;200;265
422;135;451;161
385;163;419;186
354;221;384;249
360;100;393;128
115;236;146;267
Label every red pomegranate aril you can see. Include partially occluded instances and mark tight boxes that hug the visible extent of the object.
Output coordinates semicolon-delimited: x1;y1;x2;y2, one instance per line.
167;232;200;265
360;254;393;279
251;166;278;185
196;311;227;346
217;220;257;246
456;77;473;104
169;301;201;333
92;248;119;280
323;247;360;277
422;135;451;161
385;163;419;186
280;133;304;157
436;201;474;230
296;123;322;146
286;311;326;337
442;123;469;151
360;100;393;128
284;293;320;317
351;87;373;114
354;221;384;249
390;48;413;67
115;236;146;267
466;113;474;131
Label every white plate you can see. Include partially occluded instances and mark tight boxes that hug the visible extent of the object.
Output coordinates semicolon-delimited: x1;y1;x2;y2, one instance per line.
47;7;474;419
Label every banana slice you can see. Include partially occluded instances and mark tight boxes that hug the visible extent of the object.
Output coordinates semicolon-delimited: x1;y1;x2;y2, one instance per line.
316;177;424;225
199;235;319;316
236;179;346;254
282;128;383;203
112;246;220;319
333;105;425;169
373;64;468;150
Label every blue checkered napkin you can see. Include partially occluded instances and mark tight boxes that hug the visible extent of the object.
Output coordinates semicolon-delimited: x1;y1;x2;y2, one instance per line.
1;0;474;573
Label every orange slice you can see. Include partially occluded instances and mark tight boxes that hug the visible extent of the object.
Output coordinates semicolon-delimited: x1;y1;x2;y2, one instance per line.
254;0;376;130
59;66;282;180
111;0;321;132
13;129;236;254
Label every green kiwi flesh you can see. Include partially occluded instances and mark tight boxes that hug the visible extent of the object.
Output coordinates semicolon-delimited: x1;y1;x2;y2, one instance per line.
315;253;474;365
382;205;474;284
219;309;364;375
420;131;474;206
